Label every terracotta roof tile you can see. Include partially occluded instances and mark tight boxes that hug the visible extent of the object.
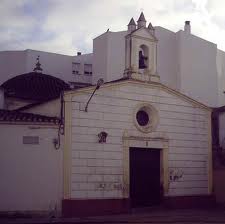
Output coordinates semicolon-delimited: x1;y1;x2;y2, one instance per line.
0;109;60;124
1;72;70;101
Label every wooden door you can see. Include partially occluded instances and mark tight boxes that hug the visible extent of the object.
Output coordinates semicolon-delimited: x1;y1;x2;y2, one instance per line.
129;147;161;207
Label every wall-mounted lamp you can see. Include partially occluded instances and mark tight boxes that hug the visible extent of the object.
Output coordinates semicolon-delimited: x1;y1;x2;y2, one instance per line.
53;138;60;150
85;78;104;112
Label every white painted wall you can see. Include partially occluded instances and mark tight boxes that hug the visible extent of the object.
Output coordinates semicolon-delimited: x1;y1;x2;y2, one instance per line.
107;31;126;82
93;31;127;84
93;32;110;84
177;31;218;107
5;98;34;111
0;51;27;84
72;53;93;84
26;50;73;83
0;50;93;86
69;82;210;199
22;99;61;118
155;27;178;90
0;124;63;213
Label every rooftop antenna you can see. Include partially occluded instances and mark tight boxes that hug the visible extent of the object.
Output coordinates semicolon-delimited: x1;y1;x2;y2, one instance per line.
33;56;43;73
85;78;104;112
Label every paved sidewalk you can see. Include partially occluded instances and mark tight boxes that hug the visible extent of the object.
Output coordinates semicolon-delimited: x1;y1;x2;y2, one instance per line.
2;208;225;224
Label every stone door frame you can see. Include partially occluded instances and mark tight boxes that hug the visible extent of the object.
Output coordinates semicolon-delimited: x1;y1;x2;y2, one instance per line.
122;132;169;198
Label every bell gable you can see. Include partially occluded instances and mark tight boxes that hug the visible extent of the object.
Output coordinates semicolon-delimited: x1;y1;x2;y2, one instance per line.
124;19;159;83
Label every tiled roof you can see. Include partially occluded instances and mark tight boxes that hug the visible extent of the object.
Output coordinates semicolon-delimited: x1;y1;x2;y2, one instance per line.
0;109;60;124
1;72;70;101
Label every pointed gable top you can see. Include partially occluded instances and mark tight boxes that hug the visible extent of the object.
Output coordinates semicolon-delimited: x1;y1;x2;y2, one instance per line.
128;18;136;26
148;22;154;30
126;25;158;41
137;12;146;22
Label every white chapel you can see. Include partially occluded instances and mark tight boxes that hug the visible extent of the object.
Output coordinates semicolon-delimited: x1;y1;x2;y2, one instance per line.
62;13;213;216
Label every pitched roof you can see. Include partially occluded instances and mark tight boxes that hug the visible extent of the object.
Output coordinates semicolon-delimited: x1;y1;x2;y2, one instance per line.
137;12;146;22
1;72;70;101
0;109;60;124
64;78;211;111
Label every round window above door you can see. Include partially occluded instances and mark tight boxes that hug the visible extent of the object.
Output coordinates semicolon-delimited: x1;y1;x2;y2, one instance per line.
133;103;159;133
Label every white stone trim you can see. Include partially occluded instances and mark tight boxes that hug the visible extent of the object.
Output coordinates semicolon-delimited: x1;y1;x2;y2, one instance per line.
133;103;159;133
122;131;169;198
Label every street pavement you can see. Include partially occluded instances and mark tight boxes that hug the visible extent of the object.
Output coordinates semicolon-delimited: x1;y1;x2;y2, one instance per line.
2;208;225;224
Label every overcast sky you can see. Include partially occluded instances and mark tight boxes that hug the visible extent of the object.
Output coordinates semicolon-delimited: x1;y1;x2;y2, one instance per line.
0;0;225;55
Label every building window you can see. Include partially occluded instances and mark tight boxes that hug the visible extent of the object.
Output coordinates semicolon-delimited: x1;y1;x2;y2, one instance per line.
23;136;39;145
84;64;92;75
133;103;159;133
72;62;80;75
136;110;149;126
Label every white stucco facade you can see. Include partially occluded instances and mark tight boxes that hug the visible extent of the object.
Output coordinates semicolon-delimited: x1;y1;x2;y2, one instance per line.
0;124;63;214
177;31;218;107
72;53;93;84
64;80;212;204
155;27;178;90
61;19;214;214
93;31;127;84
0;51;27;84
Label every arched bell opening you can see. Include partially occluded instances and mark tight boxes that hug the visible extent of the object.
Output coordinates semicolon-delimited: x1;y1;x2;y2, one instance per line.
138;45;149;69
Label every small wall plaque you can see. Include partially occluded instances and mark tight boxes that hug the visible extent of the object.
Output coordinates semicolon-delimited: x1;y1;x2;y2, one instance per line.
98;131;108;143
23;136;39;145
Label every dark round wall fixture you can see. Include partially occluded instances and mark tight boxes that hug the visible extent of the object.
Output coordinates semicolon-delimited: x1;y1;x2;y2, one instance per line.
136;110;149;126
